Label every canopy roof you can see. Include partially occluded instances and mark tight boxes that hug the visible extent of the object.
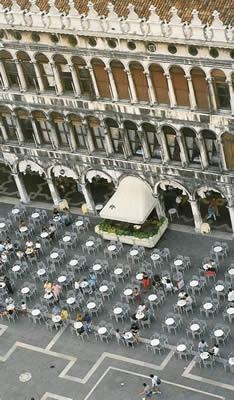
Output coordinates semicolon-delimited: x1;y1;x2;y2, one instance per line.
100;176;156;224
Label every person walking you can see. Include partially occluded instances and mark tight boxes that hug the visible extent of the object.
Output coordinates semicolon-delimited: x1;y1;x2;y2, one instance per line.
150;374;161;394
207;204;216;221
140;383;152;399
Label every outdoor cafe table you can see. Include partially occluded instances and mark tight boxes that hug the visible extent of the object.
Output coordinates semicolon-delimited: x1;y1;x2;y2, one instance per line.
200;352;209;360
213;246;223;261
228;358;234;366
114;268;123;275
113;307;122;315
0;282;6;288
190;280;199;287
151;339;160;347
124;332;133;340
227;307;234;315
93;264;102;271
69;259;78;266
44;292;53;299
177;344;187;352
12;208;20;214
130;249;138;256
98;327;107;335
50;252;59;259
190;323;200;331
215;284;224;292
40;232;49;238
203;302;213;310
58;275;66;283
148;294;157;302
174;259;183;266
151;254;160;261
177;299;186;307
136;273;143;280
19;226;28;233
214;329;224;337
135;311;144;320
37;269;46;276
12;265;21;272
108;245;116;251
99;285;108;293
228;268;234;275
63;235;71;242
31;309;40;316
32;212;40;219
124;289;133;296
74;322;83;329
0;222;6;229
66;297;75;305
165;318;175;326
80;281;88;288
87;302;96;309
52;315;61;323
86;241;94;247
75;220;84;227
21;287;30;294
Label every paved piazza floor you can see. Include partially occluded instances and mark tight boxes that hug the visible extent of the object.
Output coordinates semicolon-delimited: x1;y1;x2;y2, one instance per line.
0;202;233;400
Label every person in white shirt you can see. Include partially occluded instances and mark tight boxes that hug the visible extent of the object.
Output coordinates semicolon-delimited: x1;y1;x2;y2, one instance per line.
198;340;208;352
227;288;234;302
208;344;219;356
138;303;146;313
149;374;161;394
26;240;33;248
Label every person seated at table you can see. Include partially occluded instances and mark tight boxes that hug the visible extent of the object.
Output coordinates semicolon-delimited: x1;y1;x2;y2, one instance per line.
184;294;193;306
143;307;152;321
137;303;146;313
1;252;8;265
75;279;83;294
198;340;208;353
0;241;4;253
5;295;14;305
34;240;41;251
133;288;141;304
83;313;92;330
208;344;219;357
52;282;62;300
4;238;13;252
152;274;163;288
19;220;25;228
203;259;216;275
115;328;126;343
131;322;140;344
48;223;56;238
16;249;25;260
25;246;35;258
4;276;14;295
165;279;174;291
76;313;83;322
0;273;5;281
0;304;7;316
41;225;49;233
88;273;96;292
44;280;52;293
227;288;234;302
142;272;150;292
52;304;61;315
178;289;187;299
61;308;68;321
25;239;34;248
53;208;60;218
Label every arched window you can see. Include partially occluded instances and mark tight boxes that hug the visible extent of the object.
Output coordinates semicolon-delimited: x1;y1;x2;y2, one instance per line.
32;111;51;145
54;54;73;92
142;123;161;160
0;50;19;88
16;109;34;143
190;68;209;109
170;66;189;106
51;112;69;147
110;60;130;100
68;114;87;149
0;107;17;141
163;126;181;162
91;59;111;98
105;118;123;154
87;117;105;152
124;121;142;157
211;70;230;109
222;133;234;170
149;64;170;105
72;56;94;97
129;62;149;102
17;51;37;90
35;53;55;91
202;130;220;167
181;128;200;164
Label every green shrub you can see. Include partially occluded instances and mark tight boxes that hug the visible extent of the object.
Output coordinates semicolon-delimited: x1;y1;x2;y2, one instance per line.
99;218;165;238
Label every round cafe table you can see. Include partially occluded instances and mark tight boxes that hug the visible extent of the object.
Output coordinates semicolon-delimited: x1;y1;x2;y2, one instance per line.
12;208;19;214
177;299;186;307
40;232;49;238
95;204;103;211
74;321;83;329
165;318;175;326
136;273;143;280
108;245;116;251
7;304;15;311
37;268;46;276
174;259;183;266
80;281;88;288
99;285;108;293
190;280;199;287
124;332;133;340
44;292;53;299
58;276;66;283
228;268;234;275
93;264;102;271
200;352;209;360
19;226;28;233
98;327;107;335
70;259;78;266
124;289;133;296
130;250;138;256
66;297;75;305
31;309;40;316
50;252;59;259
228;357;234;366
214;246;222;253
227;307;234;315
32;212;40;219
177;344;187;352
12;265;21;272
52;315;61;323
86;241;94;247
63;235;71;242
0;222;6;229
215;284;224;292
148;294;157;302
87;302;96;309
190;323;200;331
75;220;83;227
203;303;213;310
0;282;6;288
151;254;160;261
151;339;160;347
113;307;122;315
114;268;123;275
136;311;144;320
214;329;224;337
21;287;30;294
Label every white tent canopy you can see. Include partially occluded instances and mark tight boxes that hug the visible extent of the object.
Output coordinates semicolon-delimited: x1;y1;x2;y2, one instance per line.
100;176;156;224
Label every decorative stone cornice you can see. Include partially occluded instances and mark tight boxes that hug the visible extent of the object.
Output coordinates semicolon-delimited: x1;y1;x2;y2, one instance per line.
0;4;232;44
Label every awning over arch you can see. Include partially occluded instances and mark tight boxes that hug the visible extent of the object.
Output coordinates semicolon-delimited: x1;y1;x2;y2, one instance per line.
100;177;156;224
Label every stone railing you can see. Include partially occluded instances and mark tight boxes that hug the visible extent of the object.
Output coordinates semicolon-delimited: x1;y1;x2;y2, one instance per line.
0;1;233;44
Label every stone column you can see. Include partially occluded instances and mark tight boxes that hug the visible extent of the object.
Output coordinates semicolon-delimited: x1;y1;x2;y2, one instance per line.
197;134;208;169
105;67;119;101
14;59;27;91
186;75;197;110
12;113;24;144
32;60;45;93
216;137;227;171
11;172;30;203
154;194;166;218
138;128;150;161
165;73;176;108
46;177;61;205
80;182;96;214
87;66;100;99
50;62;63;95
47;119;59;149
226;205;234;235
226;79;234;116
100;121;111;156
65;117;77;152
29;115;41;146
0;60;9;90
69;64;81;98
125;67;137;104
159;129;170;164
0;117;8;141
177;132;189;167
206;77;217;112
144;71;157;105
189;198;202;232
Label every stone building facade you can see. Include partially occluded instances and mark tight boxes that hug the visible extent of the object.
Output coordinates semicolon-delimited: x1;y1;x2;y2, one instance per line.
0;0;233;232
